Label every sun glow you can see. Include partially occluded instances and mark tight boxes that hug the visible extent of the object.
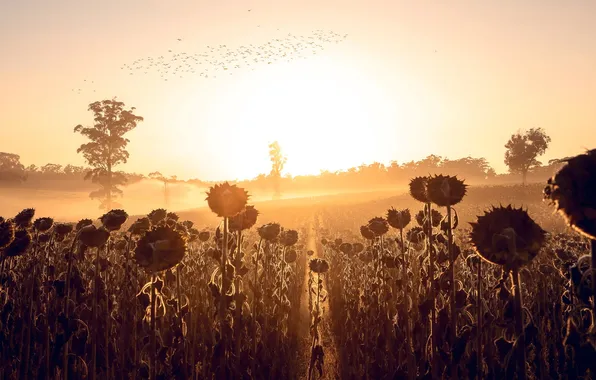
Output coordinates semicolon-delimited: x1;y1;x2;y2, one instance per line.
203;53;402;179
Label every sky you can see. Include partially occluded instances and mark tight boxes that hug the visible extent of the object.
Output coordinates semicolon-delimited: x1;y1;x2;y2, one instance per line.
1;0;595;181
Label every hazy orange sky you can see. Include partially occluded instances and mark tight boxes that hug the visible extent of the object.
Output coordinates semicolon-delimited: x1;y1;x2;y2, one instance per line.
1;0;595;181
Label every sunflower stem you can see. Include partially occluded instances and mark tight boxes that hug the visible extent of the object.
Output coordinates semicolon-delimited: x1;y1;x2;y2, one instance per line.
219;217;229;379
150;274;157;380
592;239;596;317
447;205;457;379
512;268;527;380
477;258;483;378
252;237;263;378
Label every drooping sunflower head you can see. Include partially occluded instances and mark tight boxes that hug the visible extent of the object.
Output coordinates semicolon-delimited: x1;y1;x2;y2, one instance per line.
13;208;35;229
33;217;54;232
280;229;299;247
387;208;411;230
54;223;74;236
78;225;111;248
360;225;375;240
409;176;429;203
470;205;546;270
129;217;151;236
258;223;281;242
100;209;128;231
426;174;467;207
3;229;31;257
198;230;211;242
166;212;179;221
309;258;329;274
339;242;353;255
134;225;187;273
76;219;93;231
544;149;596;239
205;182;249;218
406;226;425;245
147;209;168;225
352;242;365;254
0;218;15;249
367;217;389;237
229;205;259;232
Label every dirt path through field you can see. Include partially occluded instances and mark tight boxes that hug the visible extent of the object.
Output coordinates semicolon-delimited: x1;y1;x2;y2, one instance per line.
296;214;339;380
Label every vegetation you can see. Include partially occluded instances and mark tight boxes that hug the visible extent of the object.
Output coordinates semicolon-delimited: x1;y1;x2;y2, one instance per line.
268;141;287;200
504;128;551;185
1;148;596;379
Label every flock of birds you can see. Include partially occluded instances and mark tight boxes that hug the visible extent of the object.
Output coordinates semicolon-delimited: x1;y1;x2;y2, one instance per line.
70;23;349;95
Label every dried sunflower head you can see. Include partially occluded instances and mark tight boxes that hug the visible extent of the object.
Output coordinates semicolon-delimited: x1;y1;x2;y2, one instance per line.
3;229;31;256
54;223;74;236
426;174;467;207
198;230;210;242
229;205;259;232
360;225;375;240
166;212;179;221
280;229;299;246
134;226;187;273
407;226;425;245
470;205;546;270
205;182;249;218
367;217;389;237
387;208;411;230
182;220;194;229
78;225;110;248
309;258;329;274
544;149;596;239
147;209;167;225
258;223;281;241
129;217;151;236
352;242;365;254
285;248;297;263
13;208;35;229
339;242;353;255
100;209;128;231
33;217;54;232
76;219;93;231
0;219;15;249
409;177;429;203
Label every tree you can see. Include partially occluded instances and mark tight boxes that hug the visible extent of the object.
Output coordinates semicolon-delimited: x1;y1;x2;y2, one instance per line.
74;98;143;210
0;152;27;182
504;127;551;185
268;141;286;200
149;171;177;207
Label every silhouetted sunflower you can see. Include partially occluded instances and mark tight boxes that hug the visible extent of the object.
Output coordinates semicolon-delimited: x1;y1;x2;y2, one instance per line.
339;242;353;255
229;205;259;232
367;217;389;236
3;229;31;256
13;208;35;229
280;229;299;246
166;212;179;221
470;205;546;270
544;149;596;239
134;226;187;273
360;225;375;240
415;209;443;228
182;220;194;229
205;182;249;218
198;231;210;242
426;174;467;207
258;223;281;241
148;209;168;225
129;217;151;235
100;209;128;231
0;219;15;249
285;248;297;263
33;217;54;232
409;177;429;203
76;219;93;231
78;225;110;248
55;223;74;236
352;242;365;254
387;208;411;230
309;258;329;274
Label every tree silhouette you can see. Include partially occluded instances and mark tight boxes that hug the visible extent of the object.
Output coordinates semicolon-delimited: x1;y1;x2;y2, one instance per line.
504;127;551;185
74;98;143;210
0;152;27;182
149;171;177;207
268;141;286;199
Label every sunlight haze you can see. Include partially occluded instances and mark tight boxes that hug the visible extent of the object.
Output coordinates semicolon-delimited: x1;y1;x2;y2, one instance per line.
1;0;595;180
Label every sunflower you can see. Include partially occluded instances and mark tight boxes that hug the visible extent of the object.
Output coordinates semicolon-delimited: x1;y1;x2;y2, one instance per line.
54;223;74;236
0;219;15;249
426;174;467;207
147;209;168;225
285;248;297;263
205;182;249;218
13;208;35;229
3;229;31;256
76;219;93;231
258;223;281;242
198;231;211;242
100;209;129;231
309;258;329;274
367;217;389;236
229;205;259;232
409;177;429;203
415;209;443;228
33;217;54;232
360;225;375;240
339;242;353;255
78;225;111;248
280;229;299;246
470;205;546;270
129;217;151;236
544;149;596;239
134;226;187;273
166;212;179;221
387;208;411;230
352;242;365;254
407;227;425;245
